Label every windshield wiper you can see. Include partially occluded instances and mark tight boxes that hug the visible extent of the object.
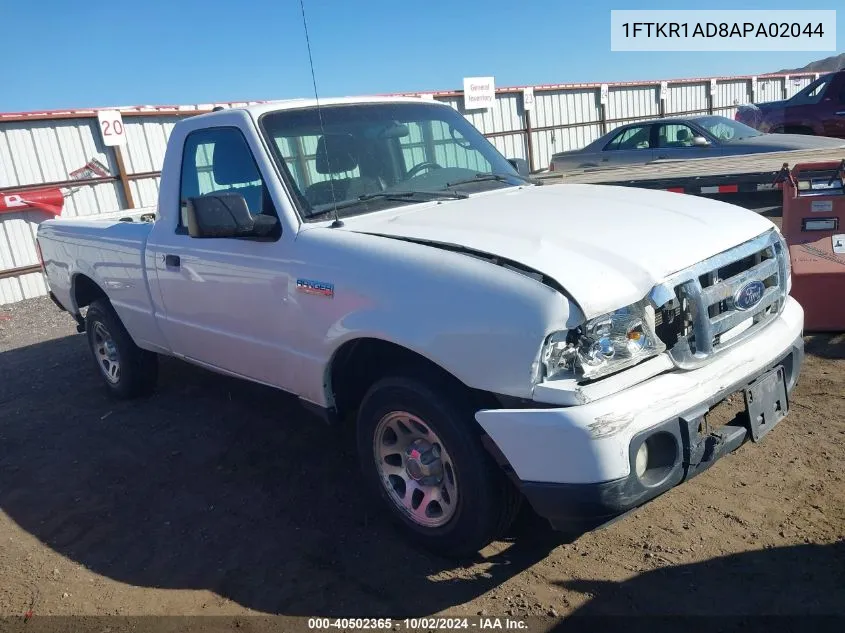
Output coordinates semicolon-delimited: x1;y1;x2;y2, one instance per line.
445;172;530;187
358;190;469;202
305;190;468;220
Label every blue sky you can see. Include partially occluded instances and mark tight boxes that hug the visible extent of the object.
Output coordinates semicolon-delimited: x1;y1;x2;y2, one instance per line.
1;0;841;112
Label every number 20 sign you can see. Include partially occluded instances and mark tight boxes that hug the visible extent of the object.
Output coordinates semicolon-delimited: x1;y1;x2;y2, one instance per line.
97;110;127;147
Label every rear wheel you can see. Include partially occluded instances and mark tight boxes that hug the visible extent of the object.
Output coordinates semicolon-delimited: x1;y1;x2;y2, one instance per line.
356;372;521;558
85;299;158;399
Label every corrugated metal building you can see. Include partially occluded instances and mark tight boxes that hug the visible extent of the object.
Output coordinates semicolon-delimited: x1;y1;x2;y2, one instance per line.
0;71;824;304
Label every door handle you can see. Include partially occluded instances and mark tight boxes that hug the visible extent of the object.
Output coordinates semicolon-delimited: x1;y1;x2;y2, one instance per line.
835;111;845;116
164;254;180;267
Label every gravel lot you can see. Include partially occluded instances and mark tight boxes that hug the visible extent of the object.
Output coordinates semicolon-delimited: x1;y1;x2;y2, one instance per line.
1;291;843;629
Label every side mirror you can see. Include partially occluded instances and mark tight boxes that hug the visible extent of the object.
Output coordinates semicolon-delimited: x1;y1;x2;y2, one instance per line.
185;193;278;239
508;157;531;178
692;136;711;147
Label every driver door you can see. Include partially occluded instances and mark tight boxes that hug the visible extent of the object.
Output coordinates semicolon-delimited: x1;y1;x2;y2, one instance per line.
147;126;296;387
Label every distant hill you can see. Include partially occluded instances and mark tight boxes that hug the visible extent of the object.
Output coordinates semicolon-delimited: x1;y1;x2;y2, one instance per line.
776;53;845;74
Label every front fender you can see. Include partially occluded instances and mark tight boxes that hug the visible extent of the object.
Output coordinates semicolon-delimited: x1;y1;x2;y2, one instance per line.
291;227;578;407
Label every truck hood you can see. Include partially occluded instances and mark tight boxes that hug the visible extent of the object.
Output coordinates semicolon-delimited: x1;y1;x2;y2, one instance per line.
340;184;775;319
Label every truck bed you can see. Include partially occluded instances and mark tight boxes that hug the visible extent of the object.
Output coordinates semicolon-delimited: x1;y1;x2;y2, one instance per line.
37;206;162;351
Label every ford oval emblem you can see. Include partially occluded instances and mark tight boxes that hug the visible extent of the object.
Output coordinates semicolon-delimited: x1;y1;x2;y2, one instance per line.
734;280;765;311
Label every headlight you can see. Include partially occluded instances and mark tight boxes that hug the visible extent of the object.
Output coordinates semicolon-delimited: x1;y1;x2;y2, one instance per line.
541;299;666;382
779;232;792;295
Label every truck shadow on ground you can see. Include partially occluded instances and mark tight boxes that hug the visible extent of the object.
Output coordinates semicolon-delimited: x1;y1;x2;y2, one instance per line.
804;332;845;359
0;333;558;617
549;541;845;630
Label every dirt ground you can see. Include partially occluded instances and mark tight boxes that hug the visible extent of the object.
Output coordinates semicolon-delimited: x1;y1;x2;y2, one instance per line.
1;292;843;629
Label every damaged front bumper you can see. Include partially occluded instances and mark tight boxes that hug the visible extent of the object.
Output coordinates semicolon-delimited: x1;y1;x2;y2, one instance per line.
476;296;805;533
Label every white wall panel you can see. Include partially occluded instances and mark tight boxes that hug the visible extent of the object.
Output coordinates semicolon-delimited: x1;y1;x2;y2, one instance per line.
489;133;527;161
715;79;751;109
0;119;114;187
122;116;181;175
756;78;784;104
665;82;708;116
606;85;659;123
130;177;161;209
531;89;600;129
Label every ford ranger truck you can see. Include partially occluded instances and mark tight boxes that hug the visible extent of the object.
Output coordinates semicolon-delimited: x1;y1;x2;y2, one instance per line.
736;70;845;138
36;97;805;557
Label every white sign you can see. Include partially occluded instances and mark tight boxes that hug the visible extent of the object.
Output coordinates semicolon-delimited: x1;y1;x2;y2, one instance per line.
833;234;845;255
750;76;758;100
97;110;126;146
600;84;609;105
811;200;834;213
2;194;26;208
710;78;717;96
659;81;668;101
522;87;535;111
463;76;495;110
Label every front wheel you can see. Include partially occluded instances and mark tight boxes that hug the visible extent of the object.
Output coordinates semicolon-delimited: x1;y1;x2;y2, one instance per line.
356;373;521;558
85;299;158;399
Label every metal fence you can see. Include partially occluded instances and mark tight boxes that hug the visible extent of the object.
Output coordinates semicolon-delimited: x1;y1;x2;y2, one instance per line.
0;72;821;304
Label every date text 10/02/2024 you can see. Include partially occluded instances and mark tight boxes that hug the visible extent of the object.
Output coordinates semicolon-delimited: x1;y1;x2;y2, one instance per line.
307;618;529;630
621;22;825;38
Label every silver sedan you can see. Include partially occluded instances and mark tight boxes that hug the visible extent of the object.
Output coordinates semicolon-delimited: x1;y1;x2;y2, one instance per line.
548;115;845;173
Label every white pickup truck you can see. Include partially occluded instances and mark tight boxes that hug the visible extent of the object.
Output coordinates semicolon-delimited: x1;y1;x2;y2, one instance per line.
37;96;804;557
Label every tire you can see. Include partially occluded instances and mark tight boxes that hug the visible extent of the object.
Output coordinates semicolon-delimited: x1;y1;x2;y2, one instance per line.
356;371;521;558
85;299;158;399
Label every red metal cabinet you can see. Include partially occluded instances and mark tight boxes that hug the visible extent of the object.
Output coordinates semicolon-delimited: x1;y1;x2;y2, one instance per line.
781;161;845;331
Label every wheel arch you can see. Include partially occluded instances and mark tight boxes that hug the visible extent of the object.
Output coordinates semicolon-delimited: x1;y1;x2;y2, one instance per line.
71;272;108;312
326;337;499;423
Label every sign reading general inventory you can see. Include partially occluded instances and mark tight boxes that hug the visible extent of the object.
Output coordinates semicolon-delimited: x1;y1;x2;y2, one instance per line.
463;77;495;110
97;110;127;146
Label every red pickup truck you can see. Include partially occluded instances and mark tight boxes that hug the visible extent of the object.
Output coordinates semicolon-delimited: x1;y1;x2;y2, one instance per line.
735;70;845;138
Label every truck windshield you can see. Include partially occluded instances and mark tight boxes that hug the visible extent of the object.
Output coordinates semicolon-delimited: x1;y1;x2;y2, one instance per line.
259;102;527;221
695;116;761;141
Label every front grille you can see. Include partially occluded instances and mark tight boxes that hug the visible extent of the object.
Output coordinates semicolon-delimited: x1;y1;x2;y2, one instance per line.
650;230;788;369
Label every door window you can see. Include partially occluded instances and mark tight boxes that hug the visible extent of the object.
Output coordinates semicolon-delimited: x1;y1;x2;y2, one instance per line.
179;127;275;228
655;124;698;148
605;125;651;151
